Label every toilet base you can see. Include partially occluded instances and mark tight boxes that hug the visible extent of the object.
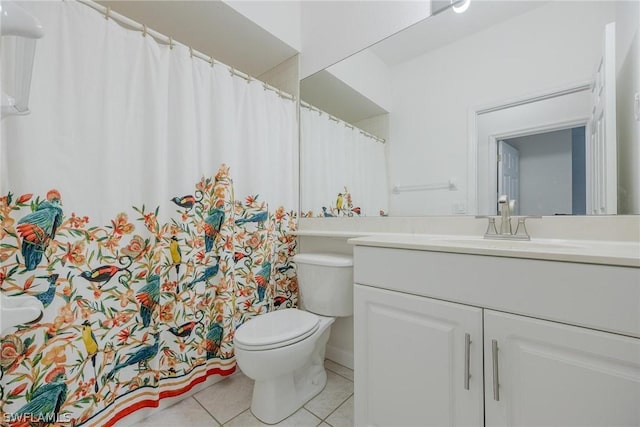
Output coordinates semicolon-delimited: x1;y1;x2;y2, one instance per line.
250;326;331;424
251;368;327;424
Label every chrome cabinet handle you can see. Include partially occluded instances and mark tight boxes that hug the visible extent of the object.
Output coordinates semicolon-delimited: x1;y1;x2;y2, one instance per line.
492;339;500;401
464;333;472;390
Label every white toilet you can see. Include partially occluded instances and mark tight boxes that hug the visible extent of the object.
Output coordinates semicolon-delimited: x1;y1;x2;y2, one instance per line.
233;253;353;424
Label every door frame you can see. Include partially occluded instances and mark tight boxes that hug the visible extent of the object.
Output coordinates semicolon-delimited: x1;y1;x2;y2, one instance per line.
467;81;592;215
588;21;617;215
489;119;589;214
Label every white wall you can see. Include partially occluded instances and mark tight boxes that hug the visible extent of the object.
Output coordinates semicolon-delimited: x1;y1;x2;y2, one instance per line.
327;50;393;112
257;55;300;97
224;0;301;51
300;0;430;79
354;113;390;141
615;0;640;214
507;130;573;216
225;0;432;81
389;1;616;216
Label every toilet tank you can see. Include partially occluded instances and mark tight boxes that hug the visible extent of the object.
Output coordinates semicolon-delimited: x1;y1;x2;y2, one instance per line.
293;253;353;317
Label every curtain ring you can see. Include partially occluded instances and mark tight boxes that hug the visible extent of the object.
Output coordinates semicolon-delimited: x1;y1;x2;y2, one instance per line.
209;56;214;67
189;47;194;58
105;6;111;20
142;24;148;37
169;37;174;50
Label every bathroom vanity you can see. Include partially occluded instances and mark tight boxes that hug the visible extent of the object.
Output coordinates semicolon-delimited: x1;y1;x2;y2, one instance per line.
350;235;640;426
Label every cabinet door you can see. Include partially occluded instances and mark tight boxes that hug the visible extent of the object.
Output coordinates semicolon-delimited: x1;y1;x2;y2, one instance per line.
484;310;640;426
354;284;483;427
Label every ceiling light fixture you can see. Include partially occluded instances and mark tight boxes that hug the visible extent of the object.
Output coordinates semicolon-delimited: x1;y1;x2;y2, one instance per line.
452;0;471;14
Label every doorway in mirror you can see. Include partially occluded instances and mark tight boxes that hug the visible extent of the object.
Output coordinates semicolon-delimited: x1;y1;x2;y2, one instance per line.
498;127;586;216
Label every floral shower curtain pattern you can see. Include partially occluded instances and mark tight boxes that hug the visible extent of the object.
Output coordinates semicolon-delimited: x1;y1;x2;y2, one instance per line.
0;1;297;426
0;165;298;426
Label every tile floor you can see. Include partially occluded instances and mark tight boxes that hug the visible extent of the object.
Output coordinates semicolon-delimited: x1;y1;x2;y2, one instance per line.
132;359;354;427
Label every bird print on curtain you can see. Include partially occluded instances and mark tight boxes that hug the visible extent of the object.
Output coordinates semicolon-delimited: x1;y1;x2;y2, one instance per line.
81;321;99;393
15;190;63;271
301;186;365;218
0;164;298;426
11;367;68;426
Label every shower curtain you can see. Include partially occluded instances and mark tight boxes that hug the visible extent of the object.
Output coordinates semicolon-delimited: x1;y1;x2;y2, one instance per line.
0;1;298;426
300;105;389;217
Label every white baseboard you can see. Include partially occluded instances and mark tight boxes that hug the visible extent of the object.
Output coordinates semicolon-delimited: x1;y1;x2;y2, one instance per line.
325;344;354;369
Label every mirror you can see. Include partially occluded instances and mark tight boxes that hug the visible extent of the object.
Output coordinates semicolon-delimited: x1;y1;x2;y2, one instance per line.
300;0;639;217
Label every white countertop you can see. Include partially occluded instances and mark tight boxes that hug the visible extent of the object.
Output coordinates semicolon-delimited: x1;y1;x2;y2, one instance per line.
293;230;388;238
347;233;640;267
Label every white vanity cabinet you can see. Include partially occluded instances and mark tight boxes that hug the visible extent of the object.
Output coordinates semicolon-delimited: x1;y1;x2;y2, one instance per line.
352;243;640;427
354;285;484;427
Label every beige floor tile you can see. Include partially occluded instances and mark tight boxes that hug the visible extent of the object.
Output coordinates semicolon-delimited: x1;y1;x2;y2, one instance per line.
222;409;263;427
304;371;354;420
225;408;322;427
324;360;354;382
194;372;254;424
325;395;354;427
271;408;322;427
132;397;219;426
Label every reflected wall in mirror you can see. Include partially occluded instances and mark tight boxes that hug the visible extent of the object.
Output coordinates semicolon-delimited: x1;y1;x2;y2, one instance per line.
300;0;640;217
300;102;389;218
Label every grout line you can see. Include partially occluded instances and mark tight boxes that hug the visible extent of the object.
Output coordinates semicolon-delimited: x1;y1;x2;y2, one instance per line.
324;368;354;383
192;395;224;426
324;362;354;383
320;392;353;425
302;408;324;426
221;407;252;426
305;409;323;421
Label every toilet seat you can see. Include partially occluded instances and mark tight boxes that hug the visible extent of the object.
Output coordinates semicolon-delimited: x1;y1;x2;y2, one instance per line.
234;308;320;351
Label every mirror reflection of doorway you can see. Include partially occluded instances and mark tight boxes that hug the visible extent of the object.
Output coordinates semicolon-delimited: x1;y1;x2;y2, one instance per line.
497;140;520;215
476;22;616;216
497;127;586;216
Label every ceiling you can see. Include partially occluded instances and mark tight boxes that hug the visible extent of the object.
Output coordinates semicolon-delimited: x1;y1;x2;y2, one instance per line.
97;0;297;77
301;70;388;124
370;0;548;66
301;0;549;124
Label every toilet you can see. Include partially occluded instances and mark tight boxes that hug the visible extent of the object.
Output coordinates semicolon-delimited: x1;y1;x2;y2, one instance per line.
233;253;353;424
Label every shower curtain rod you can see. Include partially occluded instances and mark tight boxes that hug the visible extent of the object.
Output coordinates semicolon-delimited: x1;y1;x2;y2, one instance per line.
75;0;296;101
300;101;386;144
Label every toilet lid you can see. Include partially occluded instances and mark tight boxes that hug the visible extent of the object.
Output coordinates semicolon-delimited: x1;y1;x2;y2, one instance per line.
234;308;320;350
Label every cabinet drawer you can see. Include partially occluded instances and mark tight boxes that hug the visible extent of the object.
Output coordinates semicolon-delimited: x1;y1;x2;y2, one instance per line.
354;246;640;338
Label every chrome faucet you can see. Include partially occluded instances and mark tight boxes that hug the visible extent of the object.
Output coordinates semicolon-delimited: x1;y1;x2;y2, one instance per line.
498;194;512;236
478;195;538;241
